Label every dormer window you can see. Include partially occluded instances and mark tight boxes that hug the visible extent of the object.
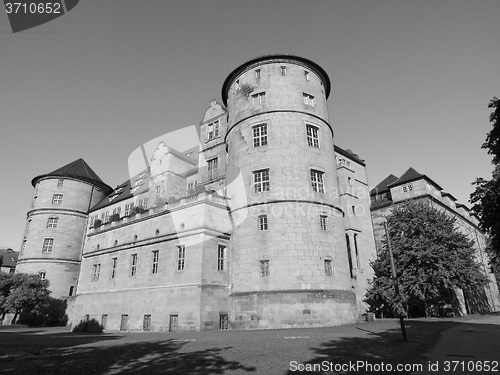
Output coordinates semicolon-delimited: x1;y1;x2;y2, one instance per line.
208;120;220;140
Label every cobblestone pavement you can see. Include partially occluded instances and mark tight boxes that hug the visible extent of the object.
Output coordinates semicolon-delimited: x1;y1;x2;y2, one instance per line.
0;314;498;374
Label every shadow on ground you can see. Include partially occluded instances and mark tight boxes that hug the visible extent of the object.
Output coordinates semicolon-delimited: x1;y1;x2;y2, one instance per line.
0;330;256;375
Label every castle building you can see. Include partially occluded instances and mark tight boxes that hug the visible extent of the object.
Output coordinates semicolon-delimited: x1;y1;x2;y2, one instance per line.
16;159;112;298
19;55;379;331
370;167;500;315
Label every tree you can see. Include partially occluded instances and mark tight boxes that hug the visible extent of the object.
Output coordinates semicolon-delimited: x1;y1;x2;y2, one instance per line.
0;273;13;323
365;200;489;317
2;273;50;324
471;97;500;282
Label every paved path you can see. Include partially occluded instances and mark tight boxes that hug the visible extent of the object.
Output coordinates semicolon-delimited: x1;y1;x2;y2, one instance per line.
420;313;500;374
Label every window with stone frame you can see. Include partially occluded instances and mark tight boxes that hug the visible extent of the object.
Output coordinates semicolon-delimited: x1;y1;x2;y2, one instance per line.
303;93;315;107
310;169;325;193
124;203;133;216
258;214;268;231
207;157;218;181
306;125;320;148
320;215;328;231
251;92;266;106
52;194;63;204
253;169;270;193
152;250;159;274
208;120;220;140
130;254;138;276
47;217;58;228
177;245;185;271
324;259;333;277
42;238;54;253
92;263;101;281
111;257;117;279
217;245;226;271
259;260;269;277
253;124;268;147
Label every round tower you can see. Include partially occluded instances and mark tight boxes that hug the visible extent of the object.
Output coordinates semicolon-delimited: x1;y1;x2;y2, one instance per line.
17;159;112;298
222;55;357;329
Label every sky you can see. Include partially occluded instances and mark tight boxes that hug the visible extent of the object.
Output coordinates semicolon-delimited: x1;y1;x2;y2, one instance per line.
1;0;499;250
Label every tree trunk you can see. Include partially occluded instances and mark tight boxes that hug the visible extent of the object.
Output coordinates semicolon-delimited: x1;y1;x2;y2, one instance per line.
11;310;19;325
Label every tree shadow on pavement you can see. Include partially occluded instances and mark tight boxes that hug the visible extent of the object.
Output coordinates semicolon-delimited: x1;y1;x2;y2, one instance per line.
285;320;459;375
1;332;257;375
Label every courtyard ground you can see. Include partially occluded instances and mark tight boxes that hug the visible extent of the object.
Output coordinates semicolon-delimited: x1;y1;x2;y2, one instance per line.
0;313;498;374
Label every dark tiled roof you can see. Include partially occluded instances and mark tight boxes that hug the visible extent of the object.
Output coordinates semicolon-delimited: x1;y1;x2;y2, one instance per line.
90;169;150;212
32;158;112;193
388;167;443;190
334;145;366;166
0;248;18;268
370;174;398;196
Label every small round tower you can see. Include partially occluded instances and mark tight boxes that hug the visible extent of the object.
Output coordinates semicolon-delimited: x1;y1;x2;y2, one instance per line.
16;159;112;298
222;55;357;329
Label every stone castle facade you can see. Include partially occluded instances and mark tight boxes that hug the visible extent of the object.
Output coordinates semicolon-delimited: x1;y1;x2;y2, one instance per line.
17;55;499;331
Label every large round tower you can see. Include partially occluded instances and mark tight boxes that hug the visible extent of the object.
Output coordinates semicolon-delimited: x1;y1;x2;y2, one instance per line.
222;55;357;329
17;159;111;298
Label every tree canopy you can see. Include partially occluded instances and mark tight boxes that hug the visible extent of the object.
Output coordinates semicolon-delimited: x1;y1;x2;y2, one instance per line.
0;273;50;324
365;200;489;317
470;97;500;281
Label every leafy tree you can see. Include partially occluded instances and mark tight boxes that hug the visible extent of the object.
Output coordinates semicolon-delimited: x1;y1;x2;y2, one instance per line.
366;200;489;317
471;97;500;282
0;272;13;323
3;273;50;324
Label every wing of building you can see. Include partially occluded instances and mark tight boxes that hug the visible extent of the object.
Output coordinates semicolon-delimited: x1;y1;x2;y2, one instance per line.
370;167;500;315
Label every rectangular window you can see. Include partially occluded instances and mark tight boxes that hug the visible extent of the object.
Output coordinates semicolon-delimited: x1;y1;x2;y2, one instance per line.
101;211;109;223
131;254;138;276
219;313;229;330
253;169;270;193
39;271;46;279
124;203;133;216
57;179;64;187
111;257;117;279
207;120;219;140
156;185;161;195
152;250;159;274
101;314;107;330
305;71;309;81
217;245;226;271
177;245;185;271
92;263;101;281
143;315;151;331
258;214;268;231
346;234;354;278
303;93;315;107
252;124;268;147
69;286;74;296
42;238;54;253
255;69;261;78
169;314;178;332
139;198;148;210
112;207;121;216
259;260;269;277
324;259;333;277
251;92;266;106
90;215;97;228
306;125;320;148
311;170;325;193
280;66;287;76
120;314;128;331
47;217;58;228
320;215;328;231
52;194;63;204
207;158;218;181
235;80;239;90
354;233;361;268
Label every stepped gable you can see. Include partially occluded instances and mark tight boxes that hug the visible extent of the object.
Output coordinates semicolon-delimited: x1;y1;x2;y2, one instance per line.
31;158;112;194
370;174;398;196
388;167;442;190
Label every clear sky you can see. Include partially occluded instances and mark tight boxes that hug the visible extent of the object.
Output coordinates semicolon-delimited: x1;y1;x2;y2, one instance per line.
1;0;499;249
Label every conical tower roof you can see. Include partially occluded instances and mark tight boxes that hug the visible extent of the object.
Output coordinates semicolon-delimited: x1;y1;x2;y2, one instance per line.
31;158;112;193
